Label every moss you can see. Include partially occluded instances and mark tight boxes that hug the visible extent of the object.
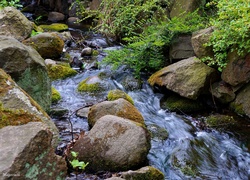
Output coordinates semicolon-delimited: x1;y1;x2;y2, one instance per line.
161;94;204;113
47;64;77;81
92;50;99;56
230;102;245;116
0;103;42;129
77;77;103;92
205;114;236;129
51;87;61;104
107;89;134;105
39;23;68;32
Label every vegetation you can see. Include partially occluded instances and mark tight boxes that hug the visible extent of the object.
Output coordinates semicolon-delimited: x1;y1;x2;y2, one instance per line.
70;151;89;170
203;0;250;71
0;0;22;9
51;87;61;104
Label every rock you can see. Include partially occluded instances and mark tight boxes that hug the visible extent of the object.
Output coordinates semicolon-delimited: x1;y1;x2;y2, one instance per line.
69;115;151;172
76;107;90;118
70;56;83;70
88;98;145;127
51;87;61;104
147;124;169;141
160;94;205;113
0;36;51;112
191;27;214;59
169;34;195;60
39;23;68;32
230;83;250;118
48;12;65;22
0;7;33;41
0;68;59;146
47;64;78;81
221;51;250;86
107;89;134;105
81;47;93;56
170;0;205;18
210;81;236;104
67;17;90;30
148;57;219;100
105;178;125;180
205;114;236;129
0;122;67;179
23;32;64;59
121;166;165;180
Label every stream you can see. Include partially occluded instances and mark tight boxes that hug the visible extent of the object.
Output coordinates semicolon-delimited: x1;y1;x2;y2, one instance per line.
51;31;250;180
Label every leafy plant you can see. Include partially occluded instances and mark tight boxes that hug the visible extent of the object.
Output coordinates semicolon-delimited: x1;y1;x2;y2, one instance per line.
69;151;89;170
0;0;23;9
203;0;250;71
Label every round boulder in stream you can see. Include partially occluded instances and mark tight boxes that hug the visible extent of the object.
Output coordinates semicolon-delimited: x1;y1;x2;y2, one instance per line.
68;115;151;172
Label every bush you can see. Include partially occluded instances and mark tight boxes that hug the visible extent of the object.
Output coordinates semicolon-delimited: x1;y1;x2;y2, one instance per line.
203;0;250;71
0;0;22;9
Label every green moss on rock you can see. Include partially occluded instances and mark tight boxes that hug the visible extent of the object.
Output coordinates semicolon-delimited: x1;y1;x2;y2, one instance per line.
77;77;104;92
161;94;204;113
39;23;68;32
47;64;77;81
51;87;61;104
205;114;236;129
107;89;134;105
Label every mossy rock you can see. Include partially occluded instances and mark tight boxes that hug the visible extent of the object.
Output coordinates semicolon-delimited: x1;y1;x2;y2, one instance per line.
205;114;236;129
39;23;68;32
77;76;105;92
0;103;42;129
107;89;134;105
160;94;204;113
51;87;61;104
47;64;77;81
230;101;245;117
147;124;169;141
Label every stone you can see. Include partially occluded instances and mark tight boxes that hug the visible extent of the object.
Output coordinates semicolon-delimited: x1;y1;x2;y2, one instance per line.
23;32;65;59
222;51;250;86
68;115;151;172
88;98;145;127
39;23;68;32
81;47;93;56
0;122;67;180
48;12;65;22
47;64;78;81
121;166;165;180
191;27;214;59
0;7;33;41
0;36;51;112
169;34;195;60
148;57;219;100
0;68;59;146
107;89;134;105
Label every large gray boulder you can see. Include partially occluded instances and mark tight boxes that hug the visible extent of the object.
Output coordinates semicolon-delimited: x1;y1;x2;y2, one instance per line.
0;36;51;112
88;98;145;127
0;7;33;41
222;51;250;86
68;115;151;172
170;34;195;61
0;122;67;180
0;68;59;146
148;57;219;100
191;27;214;59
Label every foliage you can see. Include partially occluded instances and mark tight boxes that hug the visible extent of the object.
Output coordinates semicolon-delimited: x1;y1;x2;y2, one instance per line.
0;0;23;9
203;0;250;71
70;151;89;170
102;10;207;77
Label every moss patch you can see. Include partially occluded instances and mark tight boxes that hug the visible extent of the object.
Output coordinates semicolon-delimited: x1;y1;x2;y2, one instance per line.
51;87;61;104
77;77;104;92
39;23;68;32
0;103;42;129
47;64;77;81
205;114;236;129
107;89;134;105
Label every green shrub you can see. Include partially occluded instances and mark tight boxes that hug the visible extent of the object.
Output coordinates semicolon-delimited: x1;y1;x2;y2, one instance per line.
203;0;250;71
0;0;23;9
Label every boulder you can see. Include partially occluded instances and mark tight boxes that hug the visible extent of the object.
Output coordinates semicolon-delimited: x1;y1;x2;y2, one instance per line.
48;12;65;22
107;89;134;105
221;52;250;86
191;27;214;59
0;36;51;112
88;98;145;127
170;0;205;18
0;7;33;41
148;57;219;100
23;32;64;59
0;122;67;179
69;115;151;172
47;64;77;81
0;68;59;146
39;23;68;32
121;166;164;180
230;83;250;118
169;34;195;60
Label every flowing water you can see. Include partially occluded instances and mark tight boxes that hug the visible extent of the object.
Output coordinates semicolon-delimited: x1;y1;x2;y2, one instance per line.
51;32;250;180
